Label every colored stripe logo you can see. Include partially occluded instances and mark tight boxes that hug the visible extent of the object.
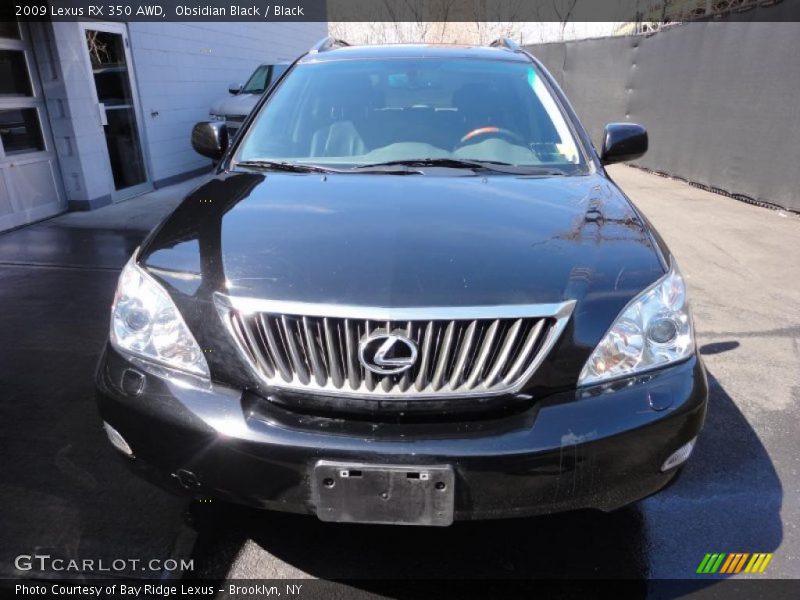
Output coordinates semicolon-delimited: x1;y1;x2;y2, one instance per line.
696;553;773;574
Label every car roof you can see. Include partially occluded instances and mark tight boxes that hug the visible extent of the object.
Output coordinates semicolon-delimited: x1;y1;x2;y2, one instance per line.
297;44;531;64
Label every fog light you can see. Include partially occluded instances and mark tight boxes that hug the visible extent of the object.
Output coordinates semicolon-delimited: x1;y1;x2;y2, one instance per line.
121;368;145;396
103;422;133;457
661;437;696;471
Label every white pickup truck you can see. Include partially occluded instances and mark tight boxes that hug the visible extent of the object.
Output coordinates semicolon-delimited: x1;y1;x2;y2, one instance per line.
208;62;289;139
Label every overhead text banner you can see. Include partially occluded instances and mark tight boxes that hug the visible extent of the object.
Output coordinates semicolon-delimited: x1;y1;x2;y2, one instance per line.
6;0;800;23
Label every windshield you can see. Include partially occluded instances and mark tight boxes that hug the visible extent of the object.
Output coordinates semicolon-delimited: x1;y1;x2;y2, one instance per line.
235;58;586;172
241;64;287;94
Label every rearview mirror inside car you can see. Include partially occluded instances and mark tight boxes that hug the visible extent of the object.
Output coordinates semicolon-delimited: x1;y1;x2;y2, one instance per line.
601;123;648;165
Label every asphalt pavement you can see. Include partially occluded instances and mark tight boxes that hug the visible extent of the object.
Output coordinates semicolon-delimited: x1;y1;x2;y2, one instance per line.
0;166;797;589
0;177;203;579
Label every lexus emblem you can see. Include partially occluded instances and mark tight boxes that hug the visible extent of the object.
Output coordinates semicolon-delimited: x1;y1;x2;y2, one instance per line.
358;332;418;375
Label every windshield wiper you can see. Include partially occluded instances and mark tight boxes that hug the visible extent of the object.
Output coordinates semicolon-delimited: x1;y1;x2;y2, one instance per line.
235;160;338;173
236;158;566;176
351;158;566;175
235;160;419;176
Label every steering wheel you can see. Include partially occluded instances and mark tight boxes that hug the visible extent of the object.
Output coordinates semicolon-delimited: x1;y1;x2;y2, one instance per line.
459;126;525;146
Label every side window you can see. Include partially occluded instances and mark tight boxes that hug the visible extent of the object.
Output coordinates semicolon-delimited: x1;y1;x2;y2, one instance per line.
259;66;273;90
0;49;33;97
0;108;44;154
0;21;21;39
243;66;270;94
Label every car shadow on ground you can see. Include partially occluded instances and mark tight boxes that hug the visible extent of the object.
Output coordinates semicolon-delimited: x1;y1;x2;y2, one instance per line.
187;364;782;590
0;263;187;578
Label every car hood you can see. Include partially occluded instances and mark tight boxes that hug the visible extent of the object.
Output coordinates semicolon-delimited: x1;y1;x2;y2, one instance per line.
209;93;260;117
141;170;665;346
143;170;666;304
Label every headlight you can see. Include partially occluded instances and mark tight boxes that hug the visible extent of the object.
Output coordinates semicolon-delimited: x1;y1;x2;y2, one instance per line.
578;262;694;386
209;113;226;121
110;255;209;378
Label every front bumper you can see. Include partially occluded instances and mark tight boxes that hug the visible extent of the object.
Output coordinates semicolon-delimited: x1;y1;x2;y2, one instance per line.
96;345;707;521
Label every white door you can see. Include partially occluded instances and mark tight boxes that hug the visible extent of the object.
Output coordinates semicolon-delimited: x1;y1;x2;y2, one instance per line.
0;20;66;232
81;22;152;202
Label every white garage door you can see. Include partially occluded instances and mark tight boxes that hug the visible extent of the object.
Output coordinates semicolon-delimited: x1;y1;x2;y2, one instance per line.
0;21;65;232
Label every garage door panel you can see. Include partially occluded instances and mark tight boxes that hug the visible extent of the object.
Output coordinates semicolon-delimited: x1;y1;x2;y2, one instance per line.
1;21;65;232
7;159;61;211
0;171;12;217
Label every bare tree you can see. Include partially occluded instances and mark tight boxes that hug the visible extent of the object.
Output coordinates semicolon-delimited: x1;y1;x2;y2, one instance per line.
329;0;590;45
467;0;531;45
330;0;474;45
86;31;112;66
384;0;460;43
552;0;579;41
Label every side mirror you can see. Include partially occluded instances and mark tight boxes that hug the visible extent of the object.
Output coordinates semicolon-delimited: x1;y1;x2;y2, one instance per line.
228;82;243;95
191;121;228;160
600;123;648;165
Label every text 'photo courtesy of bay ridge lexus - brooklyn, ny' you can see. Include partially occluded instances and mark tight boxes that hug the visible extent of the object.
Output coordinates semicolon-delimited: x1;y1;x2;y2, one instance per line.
95;37;707;527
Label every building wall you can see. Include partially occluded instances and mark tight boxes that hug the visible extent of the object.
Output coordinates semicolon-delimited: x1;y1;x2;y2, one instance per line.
127;22;327;186
41;21;326;210
43;22;116;208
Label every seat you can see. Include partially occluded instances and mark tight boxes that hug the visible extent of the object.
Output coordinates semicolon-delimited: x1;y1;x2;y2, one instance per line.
309;77;377;158
310;121;367;157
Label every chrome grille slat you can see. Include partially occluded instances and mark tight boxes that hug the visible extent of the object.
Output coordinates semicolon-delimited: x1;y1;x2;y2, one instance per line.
484;318;523;386
233;312;275;378
260;315;292;382
282;315;310;385
302;316;326;386
503;319;546;384
414;321;435;392
344;319;361;390
322;318;344;388
449;320;478;389
221;298;574;399
466;319;500;389
431;321;456;391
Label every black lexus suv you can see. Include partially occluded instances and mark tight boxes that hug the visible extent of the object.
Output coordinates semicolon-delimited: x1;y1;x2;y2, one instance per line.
96;38;707;525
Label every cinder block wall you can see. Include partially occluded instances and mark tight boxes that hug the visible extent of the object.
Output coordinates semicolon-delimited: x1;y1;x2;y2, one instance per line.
128;22;327;186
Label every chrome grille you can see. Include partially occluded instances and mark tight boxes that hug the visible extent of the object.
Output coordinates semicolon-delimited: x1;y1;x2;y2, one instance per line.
217;296;574;399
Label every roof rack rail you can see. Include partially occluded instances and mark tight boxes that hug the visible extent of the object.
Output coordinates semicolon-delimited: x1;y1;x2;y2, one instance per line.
308;36;350;54
488;37;521;52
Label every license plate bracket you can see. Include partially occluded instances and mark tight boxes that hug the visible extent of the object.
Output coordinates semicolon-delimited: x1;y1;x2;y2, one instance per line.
312;461;455;526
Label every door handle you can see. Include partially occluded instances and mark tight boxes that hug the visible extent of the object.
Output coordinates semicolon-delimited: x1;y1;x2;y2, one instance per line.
98;103;107;126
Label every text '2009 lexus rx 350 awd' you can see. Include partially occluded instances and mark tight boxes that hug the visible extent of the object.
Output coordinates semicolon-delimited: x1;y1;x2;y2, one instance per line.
96;37;707;526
